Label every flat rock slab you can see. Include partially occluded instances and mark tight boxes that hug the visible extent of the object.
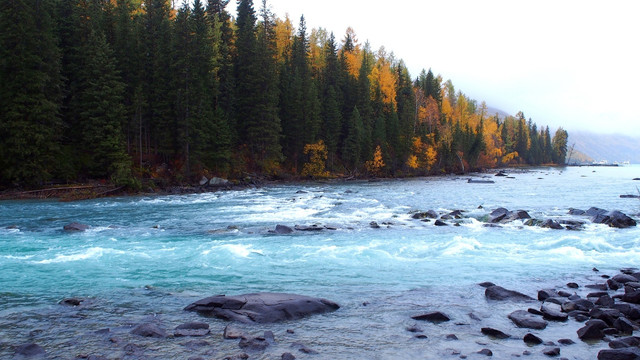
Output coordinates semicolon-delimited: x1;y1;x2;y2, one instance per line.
184;293;340;323
485;285;534;301
509;310;548;329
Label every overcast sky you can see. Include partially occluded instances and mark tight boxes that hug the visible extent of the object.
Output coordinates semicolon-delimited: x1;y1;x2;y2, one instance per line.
230;0;639;136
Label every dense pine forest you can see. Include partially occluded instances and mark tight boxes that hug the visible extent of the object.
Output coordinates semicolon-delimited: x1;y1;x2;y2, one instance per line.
0;0;569;190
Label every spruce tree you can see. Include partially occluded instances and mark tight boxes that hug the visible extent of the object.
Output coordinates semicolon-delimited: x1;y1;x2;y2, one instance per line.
0;0;63;186
343;107;363;172
75;29;131;182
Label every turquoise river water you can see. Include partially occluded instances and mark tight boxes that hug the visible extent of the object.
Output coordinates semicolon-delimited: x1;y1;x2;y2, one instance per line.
1;166;639;359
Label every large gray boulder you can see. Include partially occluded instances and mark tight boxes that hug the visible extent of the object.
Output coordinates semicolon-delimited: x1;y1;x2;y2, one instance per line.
184;293;340;323
508;310;548;329
485;286;534;301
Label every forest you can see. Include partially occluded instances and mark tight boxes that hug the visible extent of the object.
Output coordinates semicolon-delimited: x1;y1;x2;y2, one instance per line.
0;0;569;189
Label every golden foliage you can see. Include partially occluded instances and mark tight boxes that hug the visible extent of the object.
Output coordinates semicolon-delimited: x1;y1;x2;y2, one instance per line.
365;145;385;176
274;15;294;62
368;60;397;107
407;137;438;172
502;151;520;164
406;154;419;169
301;140;330;178
343;51;361;78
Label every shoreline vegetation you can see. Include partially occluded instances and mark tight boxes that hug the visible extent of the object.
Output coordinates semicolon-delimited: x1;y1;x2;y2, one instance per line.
1;0;569;194
0;165;562;202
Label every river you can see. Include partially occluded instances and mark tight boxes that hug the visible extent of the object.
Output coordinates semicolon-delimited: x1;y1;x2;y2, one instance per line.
1;166;639;359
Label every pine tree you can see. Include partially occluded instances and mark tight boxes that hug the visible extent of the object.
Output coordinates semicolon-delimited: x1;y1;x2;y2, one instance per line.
343;106;363;172
142;0;175;161
0;0;63;186
75;29;131;182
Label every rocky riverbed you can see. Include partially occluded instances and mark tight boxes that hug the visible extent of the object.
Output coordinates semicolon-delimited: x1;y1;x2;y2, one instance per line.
5;268;640;359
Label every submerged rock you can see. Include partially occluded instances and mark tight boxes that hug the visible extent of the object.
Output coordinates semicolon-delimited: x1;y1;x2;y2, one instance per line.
174;322;210;337
14;343;45;357
131;323;167;338
577;319;608;341
411;210;438;219
184;293;340;323
411;311;451;323
63;222;89;231
523;333;543;345
485;286;534;301
274;225;294;234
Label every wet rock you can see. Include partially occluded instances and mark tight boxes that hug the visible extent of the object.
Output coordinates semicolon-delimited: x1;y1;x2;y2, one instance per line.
412;210;438;219
509;310;548;330
564;298;595;312
557;291;572;298
590;308;622;326
622;289;640;304
369;221;381;229
411;311;451;323
239;336;269;351
523;333;543;345
295;224;323;231
479;282;496;288
609;336;640;349
275;225;294;234
59;297;86;307
591;210;637;228
123;343;145;356
597;295;616;307
541;219;563;230
528;308;544;316
485;286;534;301
604;327;620;336
281;353;296;360
185;293;340;323
64;222;89;231
489;208;510;223
174;322;210;337
587;207;608;217
506;210;532;222
544;297;564;305
558;339;575;345
612;303;640;320
614;274;639;284
541;302;568;322
14;343;45;357
224;325;245;339
538;289;557;301
477;348;493;356
597;348;640;360
567;282;579;289
543;347;561;357
406;325;424;333
130;323;167;338
481;327;510;339
577;319;608;341
589;292;610;299
614;317;635;335
434;220;448;226
447;334;459;340
291;342;319;354
568;208;586;215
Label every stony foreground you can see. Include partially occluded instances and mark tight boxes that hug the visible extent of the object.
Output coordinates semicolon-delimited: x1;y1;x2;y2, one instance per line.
7;268;640;359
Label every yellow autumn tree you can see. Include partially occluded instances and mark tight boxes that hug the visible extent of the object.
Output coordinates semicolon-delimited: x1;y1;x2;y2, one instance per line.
368;48;397;107
274;15;294;63
301;140;330;178
366;145;385;176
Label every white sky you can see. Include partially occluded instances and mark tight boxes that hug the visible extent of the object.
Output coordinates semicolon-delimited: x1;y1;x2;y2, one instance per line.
231;0;640;136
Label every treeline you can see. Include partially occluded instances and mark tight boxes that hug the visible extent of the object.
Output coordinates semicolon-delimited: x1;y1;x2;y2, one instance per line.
0;0;569;188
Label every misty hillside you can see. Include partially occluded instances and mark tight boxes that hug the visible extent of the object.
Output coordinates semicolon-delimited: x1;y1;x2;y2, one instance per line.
568;131;640;164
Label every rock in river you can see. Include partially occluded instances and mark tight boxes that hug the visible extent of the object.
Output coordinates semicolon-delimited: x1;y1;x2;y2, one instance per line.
184;293;340;323
485;286;534;301
411;311;451;323
508;310;548;330
63;222;89;231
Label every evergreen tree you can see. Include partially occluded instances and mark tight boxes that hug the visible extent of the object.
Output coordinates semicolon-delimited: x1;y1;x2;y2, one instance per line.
74;29;131;182
542;126;553;164
0;0;63;186
343;107;363;172
142;0;175;160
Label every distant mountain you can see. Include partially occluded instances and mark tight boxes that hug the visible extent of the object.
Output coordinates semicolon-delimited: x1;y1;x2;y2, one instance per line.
568;131;640;164
485;106;510;120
